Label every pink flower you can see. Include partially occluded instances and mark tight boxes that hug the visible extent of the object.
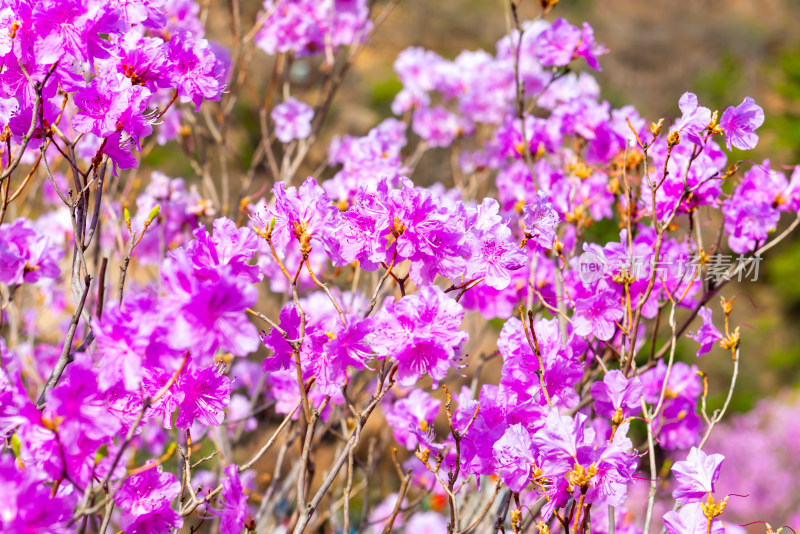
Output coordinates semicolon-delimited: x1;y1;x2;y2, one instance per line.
522;192;560;249
0;217;63;285
372;286;468;385
671;92;712;146
411;105;473;148
0;455;73;532
174;363;233;429
115;465;181;517
46;365;121;444
672;447;725;504
536;19;606;70
687;306;723;357
272;97;314;143
212;465;249;534
72;72;153;143
572;289;623;341
308;316;374;395
498;317;583;407
465;199;526;289
256;176;341;257
167;32;228;111
383;389;441;450
492;423;536;492
590;370;643;420
536;19;582;68
161;251;259;363
720;96;764;151
664;502;724;534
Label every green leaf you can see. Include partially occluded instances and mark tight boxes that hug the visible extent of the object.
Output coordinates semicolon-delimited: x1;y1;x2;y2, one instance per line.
95;443;109;464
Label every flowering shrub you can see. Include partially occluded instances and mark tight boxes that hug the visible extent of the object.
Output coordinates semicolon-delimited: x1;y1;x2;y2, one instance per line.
0;1;796;533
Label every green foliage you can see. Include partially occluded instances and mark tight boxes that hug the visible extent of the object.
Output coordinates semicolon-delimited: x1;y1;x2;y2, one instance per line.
581;216;620;246
694;52;746;111
771;44;800;161
766;236;800;307
370;77;403;116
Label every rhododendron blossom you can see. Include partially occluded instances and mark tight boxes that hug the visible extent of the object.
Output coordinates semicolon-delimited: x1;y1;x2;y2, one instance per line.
0;0;793;532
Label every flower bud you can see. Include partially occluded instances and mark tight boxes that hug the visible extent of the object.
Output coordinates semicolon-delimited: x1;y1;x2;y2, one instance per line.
146;204;161;225
650;118;665;137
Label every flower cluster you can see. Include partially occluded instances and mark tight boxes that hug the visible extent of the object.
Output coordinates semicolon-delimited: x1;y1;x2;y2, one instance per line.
0;0;793;533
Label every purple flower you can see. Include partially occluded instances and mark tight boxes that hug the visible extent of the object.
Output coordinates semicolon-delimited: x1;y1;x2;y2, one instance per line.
167;32;228;111
0;217;63;285
406;511;448;531
383;389;441;450
333;178;468;285
272;97;314;143
723;197;780;254
72;72;153;144
115;465;181;517
130;172;202;265
465;199;526;289
116;0;167;27
31;0;118;64
309;316;374;395
522;192;560;249
687;306;723;357
0;455;73;532
174;363;233;429
119;506;184;534
664;502;724;534
394;46;444;93
92;292;186;392
161;251;259;363
535;19;607;71
492;423;537;492
372;286;468;385
187;217;261;283
532;410;638;510
46;365;121;444
384;179;468;285
212;465;249;534
572;289;623;341
641;360;703;449
100;131;141;174
590;370;643;421
261;304;304;372
575;22;607;71
255;177;341;257
671;92;712;146
672;446;725;504
498;317;583;407
720;97;764;151
0;8;14;57
411;106;473;148
536;18;582;68
263;301;373;394
105;28;171;92
255;0;370;57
